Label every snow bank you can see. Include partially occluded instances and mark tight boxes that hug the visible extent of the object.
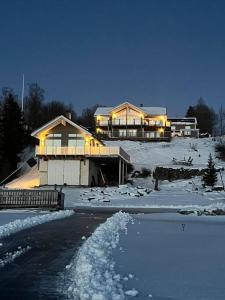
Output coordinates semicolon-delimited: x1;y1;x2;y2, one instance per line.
63;212;133;300
6;165;39;189
0;210;74;239
0;246;31;267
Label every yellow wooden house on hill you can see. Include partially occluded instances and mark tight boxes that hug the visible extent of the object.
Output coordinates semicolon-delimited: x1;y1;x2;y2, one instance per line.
94;102;171;141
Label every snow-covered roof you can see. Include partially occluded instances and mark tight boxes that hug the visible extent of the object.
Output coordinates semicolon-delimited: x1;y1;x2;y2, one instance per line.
94;103;166;116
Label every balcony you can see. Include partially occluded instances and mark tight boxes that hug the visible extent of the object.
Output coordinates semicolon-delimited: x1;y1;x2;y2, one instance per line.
36;146;130;162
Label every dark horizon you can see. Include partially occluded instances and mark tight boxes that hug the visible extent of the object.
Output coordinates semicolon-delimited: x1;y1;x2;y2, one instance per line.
1;0;225;116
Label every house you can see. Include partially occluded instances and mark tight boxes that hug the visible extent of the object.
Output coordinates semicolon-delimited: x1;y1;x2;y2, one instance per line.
31;115;130;186
168;117;199;138
94;102;171;141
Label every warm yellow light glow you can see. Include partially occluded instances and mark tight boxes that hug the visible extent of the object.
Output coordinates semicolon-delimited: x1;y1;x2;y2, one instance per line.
96;128;102;133
139;113;144;118
166;121;171;126
158;127;164;133
39;135;45;146
112;113;117;118
97;115;101;121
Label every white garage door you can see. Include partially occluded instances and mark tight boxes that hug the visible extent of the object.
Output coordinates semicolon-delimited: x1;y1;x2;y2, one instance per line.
64;160;80;185
48;160;80;185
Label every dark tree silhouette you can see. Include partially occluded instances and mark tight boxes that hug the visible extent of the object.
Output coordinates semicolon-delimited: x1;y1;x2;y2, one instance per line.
203;153;217;187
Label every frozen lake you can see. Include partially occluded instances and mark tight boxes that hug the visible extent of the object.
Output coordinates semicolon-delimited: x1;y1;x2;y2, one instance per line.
113;213;225;300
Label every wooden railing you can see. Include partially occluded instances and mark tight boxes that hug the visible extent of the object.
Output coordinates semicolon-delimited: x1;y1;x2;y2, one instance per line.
36;146;130;162
0;189;64;210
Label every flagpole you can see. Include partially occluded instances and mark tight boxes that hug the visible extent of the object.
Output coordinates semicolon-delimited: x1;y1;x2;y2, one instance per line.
21;74;24;112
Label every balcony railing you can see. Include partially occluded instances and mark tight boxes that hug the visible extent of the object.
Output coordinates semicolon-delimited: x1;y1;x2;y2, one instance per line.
36;146;130;162
97;131;171;139
97;120;165;126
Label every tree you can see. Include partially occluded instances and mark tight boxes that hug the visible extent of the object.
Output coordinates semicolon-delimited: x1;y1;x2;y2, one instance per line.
24;83;45;130
42;100;77;124
203;153;217;187
218;105;225;136
0;89;26;179
186;106;196;118
78;104;99;132
185;98;217;135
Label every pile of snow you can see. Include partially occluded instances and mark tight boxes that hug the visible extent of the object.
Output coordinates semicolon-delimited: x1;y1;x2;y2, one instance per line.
0;246;31;268
63;212;133;300
6;165;39;189
0;210;74;239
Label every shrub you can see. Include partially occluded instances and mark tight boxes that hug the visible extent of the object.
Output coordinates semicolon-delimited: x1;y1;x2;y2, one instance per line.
215;142;225;160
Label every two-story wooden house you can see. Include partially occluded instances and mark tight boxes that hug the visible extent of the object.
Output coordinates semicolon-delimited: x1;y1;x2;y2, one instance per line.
31;115;130;186
94;102;171;141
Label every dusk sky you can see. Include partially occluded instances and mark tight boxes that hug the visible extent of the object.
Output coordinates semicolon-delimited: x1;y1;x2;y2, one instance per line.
1;0;225;116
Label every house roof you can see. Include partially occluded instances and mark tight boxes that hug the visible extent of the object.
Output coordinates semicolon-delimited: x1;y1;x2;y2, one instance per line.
31;115;104;145
94;102;167;116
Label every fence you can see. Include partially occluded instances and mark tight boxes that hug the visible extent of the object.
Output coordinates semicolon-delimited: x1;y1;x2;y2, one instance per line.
0;189;64;210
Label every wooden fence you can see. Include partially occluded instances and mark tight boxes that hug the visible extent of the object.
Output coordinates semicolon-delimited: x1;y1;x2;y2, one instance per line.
0;189;64;210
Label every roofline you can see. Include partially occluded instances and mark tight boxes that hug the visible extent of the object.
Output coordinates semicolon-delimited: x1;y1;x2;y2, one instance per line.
108;101;147;115
31;115;104;145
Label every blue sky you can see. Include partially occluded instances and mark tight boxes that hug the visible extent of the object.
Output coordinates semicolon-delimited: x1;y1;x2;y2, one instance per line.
0;0;225;115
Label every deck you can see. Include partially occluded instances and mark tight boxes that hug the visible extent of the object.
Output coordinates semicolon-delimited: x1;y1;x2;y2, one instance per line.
35;146;130;162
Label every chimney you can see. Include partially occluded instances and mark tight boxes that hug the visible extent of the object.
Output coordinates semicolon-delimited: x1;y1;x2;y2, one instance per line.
66;112;72;120
140;103;143;107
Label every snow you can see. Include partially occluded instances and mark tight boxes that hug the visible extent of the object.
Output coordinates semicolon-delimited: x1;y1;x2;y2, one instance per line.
106;137;223;170
6;165;39;189
0;210;74;239
0;246;31;267
0;210;42;226
62;212;132;300
113;213;225;300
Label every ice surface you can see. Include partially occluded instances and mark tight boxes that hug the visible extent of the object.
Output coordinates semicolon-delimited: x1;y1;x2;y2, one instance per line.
113;213;225;300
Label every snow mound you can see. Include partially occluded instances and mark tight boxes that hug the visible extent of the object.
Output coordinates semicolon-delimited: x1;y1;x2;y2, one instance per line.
0;210;74;239
63;211;133;300
6;165;39;189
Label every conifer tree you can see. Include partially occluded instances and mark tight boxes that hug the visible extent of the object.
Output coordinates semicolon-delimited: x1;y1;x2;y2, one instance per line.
203;153;217;187
1;88;26;178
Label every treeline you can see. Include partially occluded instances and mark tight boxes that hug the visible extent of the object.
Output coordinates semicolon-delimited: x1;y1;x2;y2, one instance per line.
186;97;224;136
0;83;98;181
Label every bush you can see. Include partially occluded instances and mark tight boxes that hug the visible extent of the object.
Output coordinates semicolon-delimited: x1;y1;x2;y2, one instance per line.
141;168;152;178
215;142;225;160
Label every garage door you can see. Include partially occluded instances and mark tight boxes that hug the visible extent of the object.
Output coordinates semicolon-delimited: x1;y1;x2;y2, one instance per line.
64;160;80;185
48;160;80;185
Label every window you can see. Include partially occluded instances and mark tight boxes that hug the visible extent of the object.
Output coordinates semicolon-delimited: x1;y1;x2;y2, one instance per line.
171;126;176;130
46;139;61;147
127;129;137;137
185;126;191;129
47;133;62;138
119;129;126;137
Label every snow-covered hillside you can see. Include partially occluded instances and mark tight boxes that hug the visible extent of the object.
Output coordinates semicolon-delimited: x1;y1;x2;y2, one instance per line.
106;137;222;170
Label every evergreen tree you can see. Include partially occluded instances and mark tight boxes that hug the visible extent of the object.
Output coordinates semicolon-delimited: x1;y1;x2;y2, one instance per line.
24;83;45;130
203;153;217;187
185;98;217;135
0;89;26;179
186;106;196;117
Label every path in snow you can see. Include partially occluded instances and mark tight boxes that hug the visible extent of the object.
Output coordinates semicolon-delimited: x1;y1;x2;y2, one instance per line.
113;213;225;300
0;213;109;300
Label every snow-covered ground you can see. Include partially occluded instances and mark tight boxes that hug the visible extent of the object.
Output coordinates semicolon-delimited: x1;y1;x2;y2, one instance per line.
113;213;225;299
5;137;225;210
61;212;132;300
0;210;74;239
106;137;223;170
